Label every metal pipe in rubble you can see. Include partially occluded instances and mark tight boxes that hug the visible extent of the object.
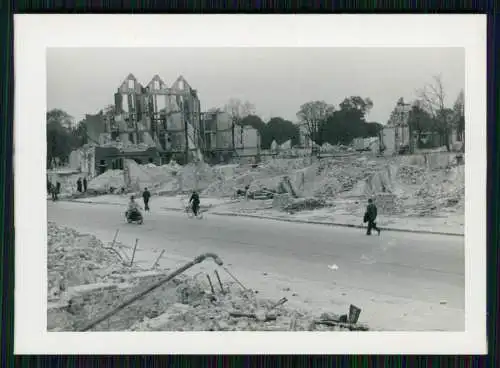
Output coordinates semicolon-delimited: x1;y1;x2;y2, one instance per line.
79;253;224;332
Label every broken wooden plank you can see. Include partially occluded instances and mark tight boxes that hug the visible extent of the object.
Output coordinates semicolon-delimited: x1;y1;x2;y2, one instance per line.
313;319;369;331
269;297;288;311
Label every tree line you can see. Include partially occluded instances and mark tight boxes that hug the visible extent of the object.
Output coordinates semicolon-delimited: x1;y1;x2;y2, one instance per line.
228;75;465;153
224;96;383;150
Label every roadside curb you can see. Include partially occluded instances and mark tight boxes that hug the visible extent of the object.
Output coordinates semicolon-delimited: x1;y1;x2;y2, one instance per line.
210;211;464;237
61;199;464;237
65;199;125;207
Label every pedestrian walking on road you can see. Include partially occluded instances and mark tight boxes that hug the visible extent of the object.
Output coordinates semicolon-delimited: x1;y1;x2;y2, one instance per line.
364;198;381;236
77;178;83;193
142;187;151;211
83;177;88;192
189;190;200;217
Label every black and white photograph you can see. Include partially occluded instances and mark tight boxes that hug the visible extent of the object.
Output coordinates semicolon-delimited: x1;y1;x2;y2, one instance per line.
14;15;486;354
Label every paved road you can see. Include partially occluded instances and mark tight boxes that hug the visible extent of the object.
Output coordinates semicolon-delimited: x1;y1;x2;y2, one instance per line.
48;201;465;330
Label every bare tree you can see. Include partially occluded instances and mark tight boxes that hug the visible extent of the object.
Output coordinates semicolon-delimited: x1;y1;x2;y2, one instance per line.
453;89;465;144
225;98;256;149
296;100;335;152
225;98;256;124
417;75;454;151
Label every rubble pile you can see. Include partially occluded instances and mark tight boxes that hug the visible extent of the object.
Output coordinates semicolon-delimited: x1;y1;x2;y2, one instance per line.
396;165;427;186
203;172;261;197
87;170;125;194
48;224;368;332
47;171;85;197
84;151;464;217
412;166;465;216
47;223;129;301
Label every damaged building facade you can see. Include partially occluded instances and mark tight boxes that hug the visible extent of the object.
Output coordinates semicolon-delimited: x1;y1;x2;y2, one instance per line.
69;73;261;176
381;98;463;156
109;73;202;152
201;110;261;163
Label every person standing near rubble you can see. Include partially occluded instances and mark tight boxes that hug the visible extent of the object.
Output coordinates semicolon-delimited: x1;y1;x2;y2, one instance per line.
364;198;381;236
47;178;52;196
76;178;83;193
142;187;151;211
52;181;61;201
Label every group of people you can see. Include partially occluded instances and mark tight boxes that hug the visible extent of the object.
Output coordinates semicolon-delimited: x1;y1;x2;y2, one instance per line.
76;177;88;193
128;186;378;234
47;180;61;201
126;188;201;221
47;176;89;202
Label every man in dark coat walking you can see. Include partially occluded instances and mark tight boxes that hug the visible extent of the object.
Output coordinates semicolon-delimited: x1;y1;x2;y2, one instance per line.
83;177;88;192
77;178;83;193
364;198;381;236
189;190;200;217
142;187;151;211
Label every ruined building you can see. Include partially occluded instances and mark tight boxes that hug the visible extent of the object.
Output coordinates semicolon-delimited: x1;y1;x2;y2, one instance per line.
106;73;202;154
71;73;262;175
201;110;261;163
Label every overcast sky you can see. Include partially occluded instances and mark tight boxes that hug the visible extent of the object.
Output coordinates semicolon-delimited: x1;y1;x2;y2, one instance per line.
47;47;464;125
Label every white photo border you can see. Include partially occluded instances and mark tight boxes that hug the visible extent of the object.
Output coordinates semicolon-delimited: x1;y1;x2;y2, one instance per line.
14;14;487;354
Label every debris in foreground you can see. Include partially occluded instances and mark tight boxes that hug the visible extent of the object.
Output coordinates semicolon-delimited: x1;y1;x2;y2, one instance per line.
47;223;369;332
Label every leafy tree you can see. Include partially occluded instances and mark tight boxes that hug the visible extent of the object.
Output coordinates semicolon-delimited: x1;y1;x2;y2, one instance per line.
46;108;82;168
296;101;335;147
364;122;384;137
240;114;266;132
73;120;88;145
318;96;378;145
407;102;435;147
338;96;373;120
261;117;300;149
46;108;73;127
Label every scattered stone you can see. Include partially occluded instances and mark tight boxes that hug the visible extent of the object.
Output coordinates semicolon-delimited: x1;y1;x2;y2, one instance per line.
48;223;369;332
